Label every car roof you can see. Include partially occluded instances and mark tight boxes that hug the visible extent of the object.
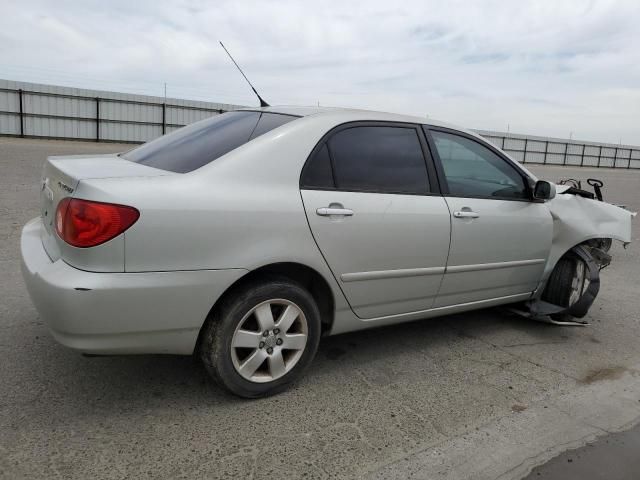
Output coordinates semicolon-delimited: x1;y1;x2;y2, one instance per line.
237;105;468;133
236;105;539;182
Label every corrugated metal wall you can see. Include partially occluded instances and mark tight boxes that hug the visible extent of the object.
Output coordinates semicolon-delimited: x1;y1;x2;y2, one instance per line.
0;79;243;143
1;78;639;168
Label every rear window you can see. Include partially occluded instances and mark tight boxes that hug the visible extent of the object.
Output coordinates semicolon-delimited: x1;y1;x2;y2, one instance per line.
122;111;297;173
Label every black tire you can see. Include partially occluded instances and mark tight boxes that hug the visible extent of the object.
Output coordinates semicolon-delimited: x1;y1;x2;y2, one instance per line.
542;256;576;308
542;253;584;320
199;276;321;398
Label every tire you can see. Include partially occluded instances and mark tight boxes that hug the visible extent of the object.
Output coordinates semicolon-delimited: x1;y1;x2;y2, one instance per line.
543;256;575;308
542;253;586;320
199;276;321;398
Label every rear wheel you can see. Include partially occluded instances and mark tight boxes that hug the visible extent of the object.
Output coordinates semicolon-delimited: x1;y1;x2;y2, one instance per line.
199;277;321;398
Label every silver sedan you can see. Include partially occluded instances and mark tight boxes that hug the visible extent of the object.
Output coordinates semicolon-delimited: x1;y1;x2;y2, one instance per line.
21;107;634;397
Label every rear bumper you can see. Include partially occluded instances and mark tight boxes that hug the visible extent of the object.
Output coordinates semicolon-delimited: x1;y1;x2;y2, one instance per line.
20;217;247;355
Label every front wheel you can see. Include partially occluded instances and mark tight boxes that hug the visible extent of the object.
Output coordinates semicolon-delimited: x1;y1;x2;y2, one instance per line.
199;277;321;398
542;252;590;320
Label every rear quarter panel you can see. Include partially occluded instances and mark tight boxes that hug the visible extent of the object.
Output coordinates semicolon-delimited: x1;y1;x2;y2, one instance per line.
79;115;355;325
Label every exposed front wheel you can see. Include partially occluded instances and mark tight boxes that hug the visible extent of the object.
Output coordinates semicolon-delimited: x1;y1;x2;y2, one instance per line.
199;277;321;398
542;252;592;320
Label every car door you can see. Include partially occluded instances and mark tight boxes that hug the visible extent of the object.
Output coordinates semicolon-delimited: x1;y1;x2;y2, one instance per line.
300;122;451;319
426;127;553;308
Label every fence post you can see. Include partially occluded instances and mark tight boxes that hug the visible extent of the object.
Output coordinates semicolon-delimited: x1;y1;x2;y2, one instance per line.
95;97;100;142
613;147;618;168
580;144;585;166
543;140;548;164
523;138;528;163
501;136;505;149
563;142;568;165
162;103;166;135
597;145;602;167
628;149;633;169
18;88;24;137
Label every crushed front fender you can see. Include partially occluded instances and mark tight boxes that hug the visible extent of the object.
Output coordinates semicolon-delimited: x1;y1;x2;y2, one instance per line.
516;187;635;323
540;187;635;288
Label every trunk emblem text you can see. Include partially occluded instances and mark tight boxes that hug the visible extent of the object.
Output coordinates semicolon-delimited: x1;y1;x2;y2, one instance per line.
57;181;74;194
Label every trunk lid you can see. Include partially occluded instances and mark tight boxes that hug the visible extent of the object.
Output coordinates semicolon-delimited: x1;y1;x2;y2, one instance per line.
40;153;170;262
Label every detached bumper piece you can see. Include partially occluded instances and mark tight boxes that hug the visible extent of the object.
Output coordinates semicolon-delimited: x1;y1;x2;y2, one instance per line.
519;304;590;326
512;245;603;326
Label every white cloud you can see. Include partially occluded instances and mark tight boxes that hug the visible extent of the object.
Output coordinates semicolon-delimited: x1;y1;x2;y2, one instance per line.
1;0;638;143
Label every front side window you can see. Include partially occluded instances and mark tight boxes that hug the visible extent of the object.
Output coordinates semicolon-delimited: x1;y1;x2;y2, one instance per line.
431;131;528;200
123;111;297;173
301;126;429;194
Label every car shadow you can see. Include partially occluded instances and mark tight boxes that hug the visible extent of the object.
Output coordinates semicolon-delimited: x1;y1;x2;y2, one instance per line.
26;306;573;419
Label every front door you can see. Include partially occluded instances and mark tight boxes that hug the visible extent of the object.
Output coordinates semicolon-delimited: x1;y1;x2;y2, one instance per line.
300;123;451;319
427;128;553;307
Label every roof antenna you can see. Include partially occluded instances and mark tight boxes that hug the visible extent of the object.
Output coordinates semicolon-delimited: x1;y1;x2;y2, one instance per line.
219;41;269;107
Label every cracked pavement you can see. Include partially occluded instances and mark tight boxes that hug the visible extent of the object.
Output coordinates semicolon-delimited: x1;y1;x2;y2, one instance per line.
1;138;639;479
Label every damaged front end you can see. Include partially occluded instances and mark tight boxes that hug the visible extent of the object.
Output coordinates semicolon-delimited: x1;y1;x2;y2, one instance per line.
515;179;635;325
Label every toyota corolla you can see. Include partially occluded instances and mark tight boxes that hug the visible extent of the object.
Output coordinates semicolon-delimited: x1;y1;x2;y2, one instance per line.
21;107;634;397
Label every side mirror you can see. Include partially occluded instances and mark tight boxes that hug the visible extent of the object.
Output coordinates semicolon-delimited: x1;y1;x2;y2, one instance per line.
533;180;556;201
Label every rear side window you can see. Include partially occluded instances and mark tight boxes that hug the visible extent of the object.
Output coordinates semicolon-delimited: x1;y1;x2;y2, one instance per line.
301;144;335;189
303;126;429;194
123;111;297;173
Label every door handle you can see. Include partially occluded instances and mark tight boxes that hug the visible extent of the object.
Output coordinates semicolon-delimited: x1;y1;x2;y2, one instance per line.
453;210;479;219
316;207;354;217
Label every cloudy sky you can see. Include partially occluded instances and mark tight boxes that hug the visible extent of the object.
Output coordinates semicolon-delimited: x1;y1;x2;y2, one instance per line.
1;0;639;144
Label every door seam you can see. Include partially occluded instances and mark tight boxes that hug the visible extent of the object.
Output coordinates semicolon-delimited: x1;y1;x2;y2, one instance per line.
434;196;454;303
297;189;359;316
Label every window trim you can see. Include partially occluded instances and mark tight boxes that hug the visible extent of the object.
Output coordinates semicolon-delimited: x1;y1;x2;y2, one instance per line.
423;125;536;202
300;121;441;196
243;111;302;140
239;109;303;119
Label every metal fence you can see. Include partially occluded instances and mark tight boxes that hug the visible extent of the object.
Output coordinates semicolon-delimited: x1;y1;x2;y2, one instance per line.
0;79;242;143
1;79;639;168
476;131;640;169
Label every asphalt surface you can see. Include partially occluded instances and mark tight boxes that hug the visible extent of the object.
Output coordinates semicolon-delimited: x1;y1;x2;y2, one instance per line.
1;137;639;480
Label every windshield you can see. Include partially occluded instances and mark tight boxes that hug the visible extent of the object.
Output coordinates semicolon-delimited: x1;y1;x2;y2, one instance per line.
122;111;297;173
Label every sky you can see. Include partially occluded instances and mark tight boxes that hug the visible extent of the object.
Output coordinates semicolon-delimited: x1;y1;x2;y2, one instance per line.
1;0;639;144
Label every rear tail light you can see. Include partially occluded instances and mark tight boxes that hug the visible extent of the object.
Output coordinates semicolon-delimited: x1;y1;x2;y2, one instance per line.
55;198;139;248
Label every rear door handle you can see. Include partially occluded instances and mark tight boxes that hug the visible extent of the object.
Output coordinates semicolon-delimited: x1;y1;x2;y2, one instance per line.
316;207;354;217
453;210;479;219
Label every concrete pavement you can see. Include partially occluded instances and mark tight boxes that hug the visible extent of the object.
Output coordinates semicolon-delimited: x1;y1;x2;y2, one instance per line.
1;137;639;479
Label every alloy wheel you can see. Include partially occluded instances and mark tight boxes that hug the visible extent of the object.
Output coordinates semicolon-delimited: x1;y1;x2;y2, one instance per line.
230;299;308;383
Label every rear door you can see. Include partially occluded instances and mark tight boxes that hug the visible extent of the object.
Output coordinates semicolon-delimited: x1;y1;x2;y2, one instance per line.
425;127;553;307
300;122;451;319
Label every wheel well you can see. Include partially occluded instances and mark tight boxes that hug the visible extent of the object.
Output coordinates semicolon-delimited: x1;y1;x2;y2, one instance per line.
555;237;613;268
198;263;335;349
250;263;335;334
542;237;613;290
